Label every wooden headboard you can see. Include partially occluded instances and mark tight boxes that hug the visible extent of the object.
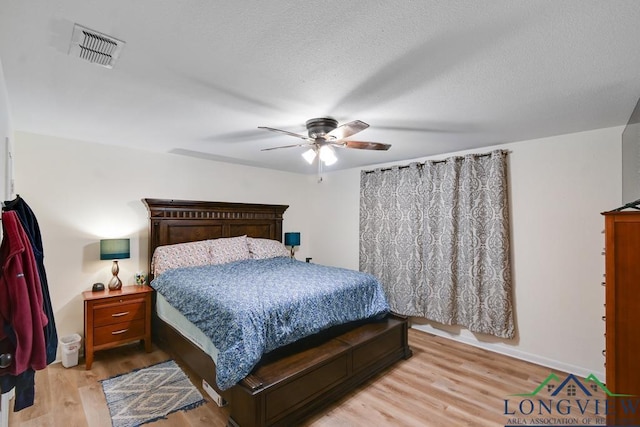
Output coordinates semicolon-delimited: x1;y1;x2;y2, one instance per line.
143;198;289;279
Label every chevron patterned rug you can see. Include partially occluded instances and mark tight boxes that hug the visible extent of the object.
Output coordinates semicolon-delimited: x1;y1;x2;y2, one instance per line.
101;359;205;427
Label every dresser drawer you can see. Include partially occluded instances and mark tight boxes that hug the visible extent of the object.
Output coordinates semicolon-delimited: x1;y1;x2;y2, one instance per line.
93;300;145;327
94;319;146;346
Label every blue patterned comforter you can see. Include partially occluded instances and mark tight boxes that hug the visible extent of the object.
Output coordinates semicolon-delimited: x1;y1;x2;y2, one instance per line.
151;257;389;390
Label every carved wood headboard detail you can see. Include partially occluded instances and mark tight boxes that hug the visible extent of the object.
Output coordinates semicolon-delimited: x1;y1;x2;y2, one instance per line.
143;198;289;280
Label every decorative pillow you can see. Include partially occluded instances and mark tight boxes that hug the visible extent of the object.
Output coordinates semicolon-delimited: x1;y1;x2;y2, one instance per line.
247;237;290;259
151;240;212;277
208;235;251;265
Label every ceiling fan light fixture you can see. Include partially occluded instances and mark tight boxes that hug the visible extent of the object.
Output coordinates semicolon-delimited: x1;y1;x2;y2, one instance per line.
319;145;337;166
258;117;389;170
302;148;317;164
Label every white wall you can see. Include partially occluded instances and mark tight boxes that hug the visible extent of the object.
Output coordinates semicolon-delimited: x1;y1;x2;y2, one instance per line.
622;99;640;204
0;58;12;200
13;126;623;380
308;126;623;380
13;131;314;360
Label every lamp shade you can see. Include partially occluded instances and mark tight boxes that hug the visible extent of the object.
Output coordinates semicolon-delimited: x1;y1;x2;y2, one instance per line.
100;238;130;260
284;232;300;247
302;148;316;164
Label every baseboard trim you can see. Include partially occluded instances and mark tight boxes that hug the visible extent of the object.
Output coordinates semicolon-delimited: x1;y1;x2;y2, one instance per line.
411;324;605;382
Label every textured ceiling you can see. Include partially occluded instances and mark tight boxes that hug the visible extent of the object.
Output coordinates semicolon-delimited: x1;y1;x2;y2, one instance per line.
1;1;640;174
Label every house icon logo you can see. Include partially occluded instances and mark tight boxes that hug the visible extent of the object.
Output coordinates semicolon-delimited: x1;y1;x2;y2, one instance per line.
512;373;632;398
503;372;638;426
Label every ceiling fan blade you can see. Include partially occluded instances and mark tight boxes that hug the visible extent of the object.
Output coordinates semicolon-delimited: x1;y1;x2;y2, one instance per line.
326;120;369;139
261;143;311;151
339;140;391;151
258;126;311;141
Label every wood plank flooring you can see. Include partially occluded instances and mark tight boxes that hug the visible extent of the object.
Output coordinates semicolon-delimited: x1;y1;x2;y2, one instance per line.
7;329;607;426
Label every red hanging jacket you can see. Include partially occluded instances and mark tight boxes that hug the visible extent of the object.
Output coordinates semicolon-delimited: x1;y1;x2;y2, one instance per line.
0;210;48;375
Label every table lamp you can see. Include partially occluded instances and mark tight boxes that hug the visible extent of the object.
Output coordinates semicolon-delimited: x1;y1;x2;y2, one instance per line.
100;238;130;290
284;232;300;259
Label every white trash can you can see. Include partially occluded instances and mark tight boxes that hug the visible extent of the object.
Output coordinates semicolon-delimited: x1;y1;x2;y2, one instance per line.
59;334;82;368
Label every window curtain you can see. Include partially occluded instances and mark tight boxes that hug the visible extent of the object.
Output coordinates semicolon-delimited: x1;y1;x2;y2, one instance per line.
359;150;514;339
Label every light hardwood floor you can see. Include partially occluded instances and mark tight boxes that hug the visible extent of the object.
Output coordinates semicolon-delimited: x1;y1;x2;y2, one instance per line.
8;329;606;426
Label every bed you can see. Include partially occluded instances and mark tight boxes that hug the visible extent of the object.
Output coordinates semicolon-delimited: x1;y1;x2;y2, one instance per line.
143;198;412;427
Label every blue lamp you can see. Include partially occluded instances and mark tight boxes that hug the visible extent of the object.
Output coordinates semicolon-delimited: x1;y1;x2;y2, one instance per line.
100;238;130;290
284;232;300;258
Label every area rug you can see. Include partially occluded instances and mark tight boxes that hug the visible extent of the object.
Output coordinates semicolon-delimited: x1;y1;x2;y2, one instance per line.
100;359;205;427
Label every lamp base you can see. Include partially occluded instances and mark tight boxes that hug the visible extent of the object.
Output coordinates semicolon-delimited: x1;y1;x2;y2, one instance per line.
289;246;296;259
108;260;123;290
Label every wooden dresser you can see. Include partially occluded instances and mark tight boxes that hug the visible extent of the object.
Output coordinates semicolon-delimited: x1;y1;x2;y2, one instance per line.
83;285;153;369
602;211;640;426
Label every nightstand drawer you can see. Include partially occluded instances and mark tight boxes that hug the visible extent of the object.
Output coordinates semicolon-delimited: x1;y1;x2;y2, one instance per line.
94;319;146;346
83;285;154;369
93;300;145;327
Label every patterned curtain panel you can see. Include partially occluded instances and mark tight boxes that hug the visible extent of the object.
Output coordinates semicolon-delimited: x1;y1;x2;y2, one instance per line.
360;150;514;339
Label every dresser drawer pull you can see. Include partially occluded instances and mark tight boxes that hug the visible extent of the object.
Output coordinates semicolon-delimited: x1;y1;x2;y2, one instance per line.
111;329;129;335
602;349;606;357
111;311;130;318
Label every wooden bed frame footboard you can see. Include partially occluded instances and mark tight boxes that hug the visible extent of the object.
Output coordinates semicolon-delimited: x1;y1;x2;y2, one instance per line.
143;198;412;426
228;315;411;427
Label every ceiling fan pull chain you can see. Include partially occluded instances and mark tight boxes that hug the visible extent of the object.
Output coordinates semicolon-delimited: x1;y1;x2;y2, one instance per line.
317;156;323;183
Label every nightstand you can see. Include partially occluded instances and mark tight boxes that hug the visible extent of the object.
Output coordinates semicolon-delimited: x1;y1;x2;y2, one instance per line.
83;285;153;369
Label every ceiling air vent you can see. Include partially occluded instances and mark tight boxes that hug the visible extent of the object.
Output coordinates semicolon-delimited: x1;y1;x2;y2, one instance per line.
69;24;125;69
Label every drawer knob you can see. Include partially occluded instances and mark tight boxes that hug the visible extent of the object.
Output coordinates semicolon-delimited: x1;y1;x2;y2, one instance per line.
112;311;130;318
111;329;129;335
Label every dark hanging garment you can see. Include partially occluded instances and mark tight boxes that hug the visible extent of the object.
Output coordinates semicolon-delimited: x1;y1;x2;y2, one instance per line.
2;195;58;364
1;196;58;410
0;210;49;411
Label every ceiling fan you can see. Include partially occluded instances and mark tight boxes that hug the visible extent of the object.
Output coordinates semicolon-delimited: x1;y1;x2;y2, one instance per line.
258;117;391;167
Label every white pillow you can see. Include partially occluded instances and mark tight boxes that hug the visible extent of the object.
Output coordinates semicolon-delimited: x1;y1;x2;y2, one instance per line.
151;240;212;277
247;237;290;259
208;235;251;264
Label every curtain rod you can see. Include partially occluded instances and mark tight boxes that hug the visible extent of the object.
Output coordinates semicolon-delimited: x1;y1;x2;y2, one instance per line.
361;149;510;174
